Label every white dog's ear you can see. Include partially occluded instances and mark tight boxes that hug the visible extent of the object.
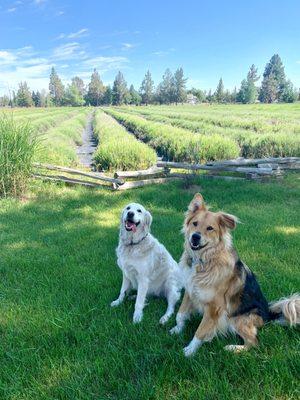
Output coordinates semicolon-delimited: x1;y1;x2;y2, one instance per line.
144;211;152;228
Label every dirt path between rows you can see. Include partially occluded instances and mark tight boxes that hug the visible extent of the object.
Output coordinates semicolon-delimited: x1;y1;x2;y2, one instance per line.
76;112;97;170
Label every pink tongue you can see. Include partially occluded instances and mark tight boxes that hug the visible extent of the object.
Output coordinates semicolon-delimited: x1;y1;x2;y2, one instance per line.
132;224;137;233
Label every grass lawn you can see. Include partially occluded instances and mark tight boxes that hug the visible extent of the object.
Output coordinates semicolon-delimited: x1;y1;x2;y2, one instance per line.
0;176;299;399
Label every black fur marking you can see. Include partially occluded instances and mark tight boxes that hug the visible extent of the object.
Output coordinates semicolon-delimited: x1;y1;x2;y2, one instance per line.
232;260;270;321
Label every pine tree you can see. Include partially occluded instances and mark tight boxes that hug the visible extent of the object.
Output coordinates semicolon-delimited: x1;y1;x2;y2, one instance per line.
71;76;86;98
103;86;113;105
259;54;286;103
64;83;85;106
159;69;175;104
49;67;65;106
280;80;298;103
237;65;259;104
112;71;128;105
174;68;187;104
16;82;33;107
214;78;225;103
129;85;142;105
140;71;154;105
86;69;105;106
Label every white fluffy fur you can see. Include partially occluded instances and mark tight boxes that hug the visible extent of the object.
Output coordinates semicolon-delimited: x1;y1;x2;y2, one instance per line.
111;202;182;324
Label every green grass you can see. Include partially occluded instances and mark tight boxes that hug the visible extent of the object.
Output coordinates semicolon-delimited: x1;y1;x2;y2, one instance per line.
105;108;239;163
0;115;39;198
36;109;89;166
93;110;157;171
115;104;300;158
0;175;299;399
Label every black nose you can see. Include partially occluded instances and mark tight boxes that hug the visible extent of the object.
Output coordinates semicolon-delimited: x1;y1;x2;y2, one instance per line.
191;232;201;244
127;211;134;219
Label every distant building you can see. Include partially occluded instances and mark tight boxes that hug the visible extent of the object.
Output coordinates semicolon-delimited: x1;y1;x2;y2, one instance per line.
186;93;198;105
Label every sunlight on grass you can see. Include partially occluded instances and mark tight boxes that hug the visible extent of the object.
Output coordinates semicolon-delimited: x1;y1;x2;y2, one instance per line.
274;226;300;235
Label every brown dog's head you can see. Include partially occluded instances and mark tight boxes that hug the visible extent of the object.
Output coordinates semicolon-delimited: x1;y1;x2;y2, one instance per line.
184;193;238;252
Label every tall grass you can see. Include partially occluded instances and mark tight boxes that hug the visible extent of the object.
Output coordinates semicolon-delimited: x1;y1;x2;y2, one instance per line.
93;111;156;170
0;115;39;197
106;109;239;163
118;106;300;158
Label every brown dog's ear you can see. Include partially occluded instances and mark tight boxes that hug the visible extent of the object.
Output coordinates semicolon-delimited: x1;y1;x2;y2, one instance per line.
188;193;206;213
218;212;239;230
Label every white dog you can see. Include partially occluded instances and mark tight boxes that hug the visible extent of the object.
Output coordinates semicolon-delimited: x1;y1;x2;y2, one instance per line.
111;202;182;324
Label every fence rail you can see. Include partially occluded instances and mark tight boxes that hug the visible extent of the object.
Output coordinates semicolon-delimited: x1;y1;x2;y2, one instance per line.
32;157;300;190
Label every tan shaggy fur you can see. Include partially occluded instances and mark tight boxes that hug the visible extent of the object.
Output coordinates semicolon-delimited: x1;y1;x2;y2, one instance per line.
171;193;300;356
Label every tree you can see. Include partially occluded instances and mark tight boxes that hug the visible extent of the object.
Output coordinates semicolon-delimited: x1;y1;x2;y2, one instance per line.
280;80;298;103
49;67;65;106
71;76;86;98
86;69;105;106
188;88;206;102
129;85;142;105
158;69;175;104
259;54;286;103
0;95;10;107
237;64;260;104
16;82;33;107
32;91;44;107
140;70;154;105
260;73;278;103
112;71;128;105
103;86;113;105
173;68;187;104
214;78;225;103
64;83;85;106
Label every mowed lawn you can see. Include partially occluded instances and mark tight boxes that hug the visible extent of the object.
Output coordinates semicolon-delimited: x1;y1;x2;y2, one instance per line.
0;176;299;399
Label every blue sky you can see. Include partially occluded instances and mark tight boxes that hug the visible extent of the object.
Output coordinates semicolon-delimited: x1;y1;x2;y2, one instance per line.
0;0;300;95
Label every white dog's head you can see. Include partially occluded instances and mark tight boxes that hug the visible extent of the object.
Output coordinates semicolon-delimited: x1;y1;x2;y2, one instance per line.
120;203;152;243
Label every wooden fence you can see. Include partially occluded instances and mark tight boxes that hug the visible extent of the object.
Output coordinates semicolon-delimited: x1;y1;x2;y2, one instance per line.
32;157;300;190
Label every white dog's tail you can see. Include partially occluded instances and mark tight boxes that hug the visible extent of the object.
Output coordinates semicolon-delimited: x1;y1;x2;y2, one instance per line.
269;293;300;326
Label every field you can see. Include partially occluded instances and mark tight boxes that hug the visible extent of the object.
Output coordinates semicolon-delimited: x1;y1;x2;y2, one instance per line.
0;104;299;399
105;103;300;163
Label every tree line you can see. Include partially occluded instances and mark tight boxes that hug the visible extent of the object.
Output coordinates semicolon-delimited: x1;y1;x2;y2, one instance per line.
0;54;299;107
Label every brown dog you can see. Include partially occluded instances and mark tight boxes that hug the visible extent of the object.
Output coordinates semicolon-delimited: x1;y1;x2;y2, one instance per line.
170;193;300;357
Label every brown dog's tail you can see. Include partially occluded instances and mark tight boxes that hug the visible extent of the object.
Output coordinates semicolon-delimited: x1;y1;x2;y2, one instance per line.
269;293;300;326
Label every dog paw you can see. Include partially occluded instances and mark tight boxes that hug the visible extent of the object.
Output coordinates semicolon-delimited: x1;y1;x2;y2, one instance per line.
169;325;182;335
110;299;121;307
159;314;170;325
183;337;202;357
133;310;143;324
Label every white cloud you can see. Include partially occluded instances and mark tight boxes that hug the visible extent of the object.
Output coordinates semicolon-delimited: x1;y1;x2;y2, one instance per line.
82;56;129;73
7;7;17;12
57;10;64;16
52;42;86;60
68;28;89;39
0;42;131;95
122;43;135;49
152;48;175;56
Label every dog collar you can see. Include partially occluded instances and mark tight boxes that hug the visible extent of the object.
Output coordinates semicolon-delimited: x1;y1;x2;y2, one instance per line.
128;233;149;246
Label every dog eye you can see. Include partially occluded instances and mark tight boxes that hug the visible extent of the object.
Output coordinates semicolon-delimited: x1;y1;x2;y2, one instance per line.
193;221;198;227
207;226;213;231
137;209;142;213
126;206;130;210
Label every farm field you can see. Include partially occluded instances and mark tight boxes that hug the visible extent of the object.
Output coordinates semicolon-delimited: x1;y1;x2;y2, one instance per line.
0;175;299;399
1;107;90;166
107;103;300;162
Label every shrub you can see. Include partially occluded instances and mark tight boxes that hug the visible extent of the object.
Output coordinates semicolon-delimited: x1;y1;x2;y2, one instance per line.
93;111;156;170
0;115;39;198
